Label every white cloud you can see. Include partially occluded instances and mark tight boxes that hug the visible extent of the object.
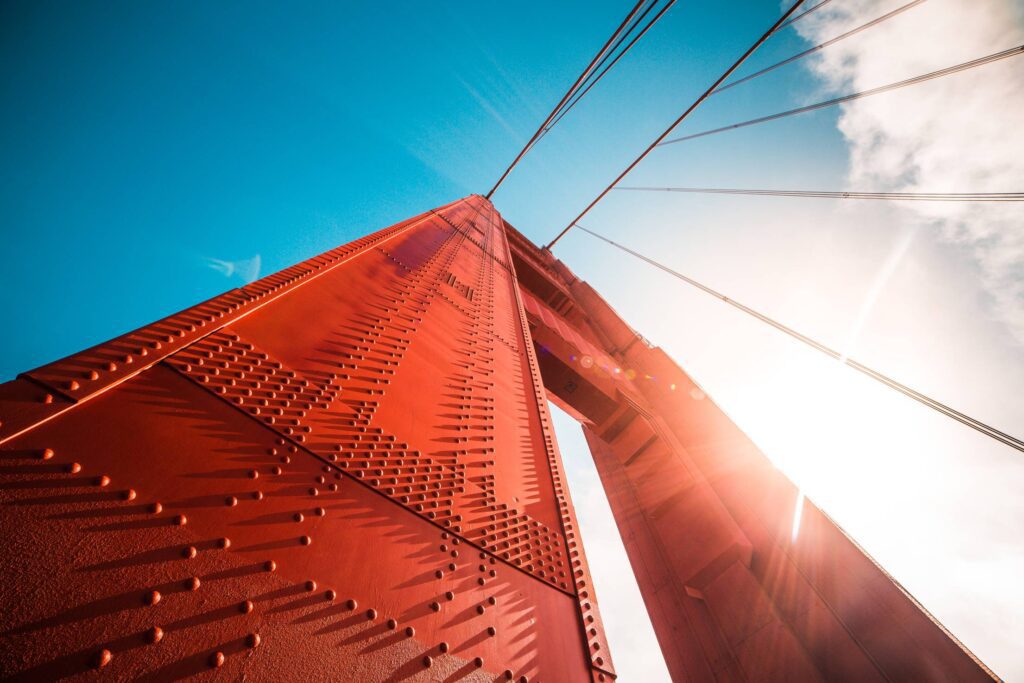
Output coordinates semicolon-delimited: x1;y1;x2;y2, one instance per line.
795;0;1024;343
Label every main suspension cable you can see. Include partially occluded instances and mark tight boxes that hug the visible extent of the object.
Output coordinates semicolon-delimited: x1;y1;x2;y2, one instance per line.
659;44;1024;146
612;187;1024;201
546;0;809;250
574;223;1024;454
712;0;927;96
486;1;650;199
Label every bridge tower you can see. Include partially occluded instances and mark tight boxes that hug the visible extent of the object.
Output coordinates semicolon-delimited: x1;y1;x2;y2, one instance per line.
0;196;994;681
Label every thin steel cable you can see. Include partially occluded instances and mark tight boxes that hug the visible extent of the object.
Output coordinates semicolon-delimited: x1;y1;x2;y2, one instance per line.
486;1;648;200
660;44;1024;146
535;0;677;145
713;0;927;95
573;0;660;99
777;0;837;31
612;187;1024;201
519;0;661;159
574;223;1024;454
546;0;809;249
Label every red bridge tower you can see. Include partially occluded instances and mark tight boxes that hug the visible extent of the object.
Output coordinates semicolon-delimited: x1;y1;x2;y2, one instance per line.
0;196;995;681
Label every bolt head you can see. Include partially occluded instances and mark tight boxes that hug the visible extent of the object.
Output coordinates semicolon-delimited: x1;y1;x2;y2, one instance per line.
94;649;112;668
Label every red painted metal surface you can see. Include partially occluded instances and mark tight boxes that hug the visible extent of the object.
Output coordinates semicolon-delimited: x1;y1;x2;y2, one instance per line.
2;193;995;682
0;196;612;681
505;223;998;683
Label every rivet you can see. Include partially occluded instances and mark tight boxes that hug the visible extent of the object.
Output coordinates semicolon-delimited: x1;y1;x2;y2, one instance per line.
94;649;112;668
147;626;164;643
240;600;254;614
305;580;317;592
173;514;187;526
422;656;432;668
300;535;312;545
146;590;161;606
444;591;454;601
123;489;136;501
366;608;377;620
345;599;357;610
315;507;326;517
474;657;484;668
210;651;225;668
66;462;82;474
187;577;201;591
294;512;304;523
218;537;231;549
404;626;415;637
430;601;440;612
487;626;496;636
40;448;55;460
226;496;238;507
183;546;197;559
246;633;261;649
438;641;449;653
265;560;277;572
325;589;336;601
386;618;397;630
248;469;259;479
150;502;162;514
254;491;264;500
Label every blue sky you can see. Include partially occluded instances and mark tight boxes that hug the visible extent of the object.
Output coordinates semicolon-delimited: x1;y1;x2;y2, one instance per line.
0;0;840;378
3;1;1023;679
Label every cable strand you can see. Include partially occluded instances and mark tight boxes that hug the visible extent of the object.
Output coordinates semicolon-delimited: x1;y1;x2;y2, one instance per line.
573;223;1024;453
659;45;1024;146
486;1;648;199
712;0;927;95
611;187;1024;201
535;0;677;146
546;0;809;249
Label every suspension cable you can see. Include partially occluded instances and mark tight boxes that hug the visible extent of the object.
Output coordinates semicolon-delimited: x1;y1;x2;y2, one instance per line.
776;0;837;31
486;1;649;199
546;0;809;250
712;0;927;96
574;223;1024;454
612;187;1024;201
534;0;678;147
659;44;1024;146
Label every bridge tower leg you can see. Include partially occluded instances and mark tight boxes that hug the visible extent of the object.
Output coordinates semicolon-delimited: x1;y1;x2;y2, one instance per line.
0;196;613;682
506;222;996;682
